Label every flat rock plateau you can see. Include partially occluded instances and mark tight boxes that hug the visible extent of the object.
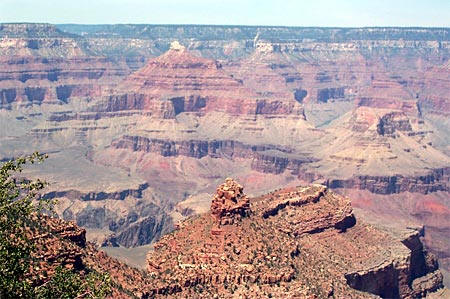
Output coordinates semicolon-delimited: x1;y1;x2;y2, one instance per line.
1;23;449;293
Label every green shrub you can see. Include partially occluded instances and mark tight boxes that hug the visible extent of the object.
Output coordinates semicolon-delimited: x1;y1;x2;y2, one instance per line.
0;153;111;298
0;152;48;298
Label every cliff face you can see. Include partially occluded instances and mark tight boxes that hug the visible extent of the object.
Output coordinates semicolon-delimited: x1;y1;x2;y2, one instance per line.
41;182;149;201
106;214;172;247
344;228;443;298
0;56;133;108
324;167;450;195
111;131;448;195
55;24;449;40
111;135;313;171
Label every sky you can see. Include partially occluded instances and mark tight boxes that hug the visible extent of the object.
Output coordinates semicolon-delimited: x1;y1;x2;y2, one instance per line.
0;0;449;27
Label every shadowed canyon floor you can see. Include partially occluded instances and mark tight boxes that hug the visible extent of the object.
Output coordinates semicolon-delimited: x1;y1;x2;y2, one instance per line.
0;24;449;287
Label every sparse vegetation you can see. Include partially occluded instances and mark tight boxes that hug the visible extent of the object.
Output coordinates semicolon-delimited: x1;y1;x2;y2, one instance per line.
0;152;48;297
0;153;111;298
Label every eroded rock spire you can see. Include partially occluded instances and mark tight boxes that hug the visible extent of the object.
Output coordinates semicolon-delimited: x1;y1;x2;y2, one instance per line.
170;40;185;51
210;178;250;225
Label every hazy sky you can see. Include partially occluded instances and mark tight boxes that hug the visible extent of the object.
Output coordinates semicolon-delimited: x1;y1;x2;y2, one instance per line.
1;0;449;27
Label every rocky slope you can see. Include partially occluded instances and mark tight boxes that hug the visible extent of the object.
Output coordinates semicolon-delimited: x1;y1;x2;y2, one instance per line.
144;179;445;298
20;213;152;298
28;180;448;298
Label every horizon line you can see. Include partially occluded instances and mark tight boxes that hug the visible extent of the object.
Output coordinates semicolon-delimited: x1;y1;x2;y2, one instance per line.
1;22;450;30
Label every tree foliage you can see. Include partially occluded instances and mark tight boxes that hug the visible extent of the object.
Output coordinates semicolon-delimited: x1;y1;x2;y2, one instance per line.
0;152;48;297
35;266;111;299
0;152;111;298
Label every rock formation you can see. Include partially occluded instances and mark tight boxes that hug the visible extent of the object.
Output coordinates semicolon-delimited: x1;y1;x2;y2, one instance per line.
17;214;157;297
16;182;449;298
210;178;250;225
31;216;87;277
144;181;445;298
0;56;133;109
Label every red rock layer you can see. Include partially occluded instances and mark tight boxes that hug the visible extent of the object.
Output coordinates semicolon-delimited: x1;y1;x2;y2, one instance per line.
0;56;131;108
111;135;316;174
321;167;450;195
144;182;444;298
91;47;303;117
351;65;422;114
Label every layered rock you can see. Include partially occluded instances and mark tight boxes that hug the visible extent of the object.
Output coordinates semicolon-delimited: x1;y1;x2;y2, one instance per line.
325;167;450;195
41;182;149;201
0;23;84;58
111;135;316;176
250;151;311;174
144;182;444;298
111;136;285;159
356;79;420;115
344;227;443;298
55;24;450;61
302;106;450;196
418;63;450;116
19;184;448;298
0;56;133;108
90;43;258;117
260;185;356;235
88;42;305;119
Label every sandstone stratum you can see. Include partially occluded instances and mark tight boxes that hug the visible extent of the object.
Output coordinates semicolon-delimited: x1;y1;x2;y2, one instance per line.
0;23;449;286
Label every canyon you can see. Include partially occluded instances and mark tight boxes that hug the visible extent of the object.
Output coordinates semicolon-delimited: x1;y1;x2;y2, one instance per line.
0;23;449;289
